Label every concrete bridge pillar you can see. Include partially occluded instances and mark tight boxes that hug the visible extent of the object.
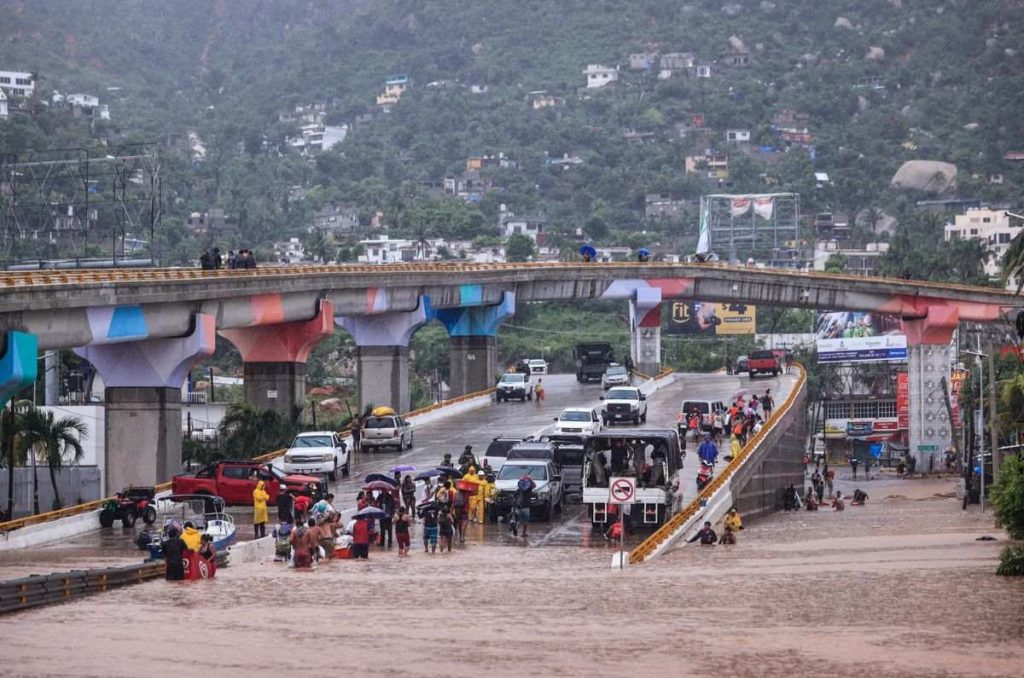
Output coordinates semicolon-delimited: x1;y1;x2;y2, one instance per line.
902;306;959;474
75;315;215;494
435;292;515;397
0;330;38;406
630;287;662;378
337;299;430;414
220;301;334;418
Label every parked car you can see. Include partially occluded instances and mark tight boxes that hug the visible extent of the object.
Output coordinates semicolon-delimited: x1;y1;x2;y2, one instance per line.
496;372;534;402
527;358;549;375
360;413;414;451
553;407;602;436
491;459;563;521
283;431;349;480
481;435;532;474
601;363;631;389
173;460;325;506
679;399;727;433
600;386;648;425
748;349;781;377
734;355;749;374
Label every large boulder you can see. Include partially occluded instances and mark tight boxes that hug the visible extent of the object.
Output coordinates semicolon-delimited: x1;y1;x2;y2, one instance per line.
890;160;958;194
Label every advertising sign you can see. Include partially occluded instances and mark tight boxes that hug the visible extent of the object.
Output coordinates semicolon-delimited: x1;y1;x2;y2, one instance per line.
816;335;908;363
815;311;902;339
666;301;756;336
825;418;901;440
950;369;969;429
896;373;910;429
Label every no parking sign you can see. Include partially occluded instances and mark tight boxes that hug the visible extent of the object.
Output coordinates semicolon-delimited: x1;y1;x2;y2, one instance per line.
609;477;635;505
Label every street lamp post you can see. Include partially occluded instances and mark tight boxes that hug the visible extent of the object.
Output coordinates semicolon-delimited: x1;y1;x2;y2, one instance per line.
964;344;988;513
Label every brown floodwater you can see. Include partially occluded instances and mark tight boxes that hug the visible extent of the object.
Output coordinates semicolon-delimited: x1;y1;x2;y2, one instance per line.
1;476;1021;677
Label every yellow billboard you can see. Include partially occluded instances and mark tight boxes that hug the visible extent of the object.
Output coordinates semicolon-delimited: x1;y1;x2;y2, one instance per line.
666;302;756;336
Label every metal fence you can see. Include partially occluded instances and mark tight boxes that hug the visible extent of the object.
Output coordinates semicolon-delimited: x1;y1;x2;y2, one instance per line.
0;466;101;519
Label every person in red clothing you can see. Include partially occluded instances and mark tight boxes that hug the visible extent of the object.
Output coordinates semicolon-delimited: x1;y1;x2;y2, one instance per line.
293;493;312;524
351;516;371;559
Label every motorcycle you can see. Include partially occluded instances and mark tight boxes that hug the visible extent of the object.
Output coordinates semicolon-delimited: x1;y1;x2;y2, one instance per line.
696;461;714;492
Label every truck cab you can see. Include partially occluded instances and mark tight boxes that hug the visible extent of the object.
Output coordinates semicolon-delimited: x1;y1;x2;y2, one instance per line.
574;342;615;383
172;461;325;506
600;386;648;425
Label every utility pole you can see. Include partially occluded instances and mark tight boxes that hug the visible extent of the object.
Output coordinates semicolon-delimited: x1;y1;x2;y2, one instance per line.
987;342;1000;484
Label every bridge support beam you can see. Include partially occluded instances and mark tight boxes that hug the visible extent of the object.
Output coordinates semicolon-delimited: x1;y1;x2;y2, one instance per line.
902;307;959;474
435;293;515;397
75;315;215;494
630;288;662;378
337;299;430;414
0;331;38;407
220;301;334;418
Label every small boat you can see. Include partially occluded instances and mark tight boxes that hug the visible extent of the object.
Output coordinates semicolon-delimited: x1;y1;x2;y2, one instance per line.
142;494;237;560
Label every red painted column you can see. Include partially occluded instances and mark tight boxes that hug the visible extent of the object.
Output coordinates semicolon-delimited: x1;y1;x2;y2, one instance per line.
220;300;334;416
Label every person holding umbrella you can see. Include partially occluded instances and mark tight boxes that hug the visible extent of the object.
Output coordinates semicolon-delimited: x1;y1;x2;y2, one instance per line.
401;475;417;516
579;244;597;263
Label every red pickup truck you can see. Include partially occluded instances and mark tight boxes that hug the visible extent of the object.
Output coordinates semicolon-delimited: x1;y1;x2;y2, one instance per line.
172;460;326;506
747;350;781;378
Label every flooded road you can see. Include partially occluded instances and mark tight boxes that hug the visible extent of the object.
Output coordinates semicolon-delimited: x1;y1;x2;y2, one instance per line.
0;371;794;576
1;475;1019;677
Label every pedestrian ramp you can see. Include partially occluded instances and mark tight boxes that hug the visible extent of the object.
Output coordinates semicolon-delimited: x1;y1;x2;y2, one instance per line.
628;365;807;564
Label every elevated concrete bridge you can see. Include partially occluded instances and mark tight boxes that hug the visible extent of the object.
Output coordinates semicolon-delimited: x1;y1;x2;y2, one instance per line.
0;262;1017;493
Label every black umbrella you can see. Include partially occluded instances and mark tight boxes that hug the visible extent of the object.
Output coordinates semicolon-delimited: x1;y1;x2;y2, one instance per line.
414;469;445;481
364;473;399;486
436;467;463;478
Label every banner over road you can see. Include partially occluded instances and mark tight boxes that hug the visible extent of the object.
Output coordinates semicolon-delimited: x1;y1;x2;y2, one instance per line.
816;335;908;363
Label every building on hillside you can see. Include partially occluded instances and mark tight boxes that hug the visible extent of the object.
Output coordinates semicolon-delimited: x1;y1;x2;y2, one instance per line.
499;205;546;243
596;246;633;262
470;84;489;94
466;153;518;171
660;52;695;70
774;125;814;145
273;238;306;264
645;194;689;221
0;70;35;98
812;212;851;240
528;91;563;109
583;64;618;88
813;241;888;276
547;153;584;169
685;151;730;182
62;92;110;120
772;109;809;128
0;88;7;119
186;209;236;235
287;123;347;154
944;208;1024;285
725;128;751;144
629;52;659;70
721;49;752;68
694;61;715;78
313;204;360;235
278;104;325;125
376;75;408;108
357;235;416;264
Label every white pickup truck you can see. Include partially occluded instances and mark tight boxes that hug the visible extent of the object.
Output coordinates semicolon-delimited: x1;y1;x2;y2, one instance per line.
600;386;648;426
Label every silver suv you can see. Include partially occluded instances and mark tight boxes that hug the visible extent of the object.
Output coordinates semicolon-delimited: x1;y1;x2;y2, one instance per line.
360;414;414;451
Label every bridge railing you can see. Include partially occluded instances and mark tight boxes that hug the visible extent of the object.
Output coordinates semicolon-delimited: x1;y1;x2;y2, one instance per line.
628;364;807;564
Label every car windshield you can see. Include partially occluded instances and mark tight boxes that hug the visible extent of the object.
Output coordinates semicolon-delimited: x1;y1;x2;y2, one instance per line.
606;388;637;399
364;417;395;428
500;374;526;383
560;411;591;422
529;360;545;366
268;466;287;481
485;440;518;457
750;350;774;360
682;401;709;414
497;464;548;481
555;447;585;466
606;365;627;376
293;435;332;447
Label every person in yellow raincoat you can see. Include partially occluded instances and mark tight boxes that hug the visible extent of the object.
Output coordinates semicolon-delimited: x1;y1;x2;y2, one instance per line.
252;480;270;539
725;507;743;533
475;470;495;523
181;521;203;551
463;470;486;523
730;435;742;460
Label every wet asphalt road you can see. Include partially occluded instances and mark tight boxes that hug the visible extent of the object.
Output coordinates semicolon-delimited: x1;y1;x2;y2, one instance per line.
0;370;796;576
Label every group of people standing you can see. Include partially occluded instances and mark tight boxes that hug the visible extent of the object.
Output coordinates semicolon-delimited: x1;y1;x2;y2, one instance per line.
160;520;218;580
199;247;257;270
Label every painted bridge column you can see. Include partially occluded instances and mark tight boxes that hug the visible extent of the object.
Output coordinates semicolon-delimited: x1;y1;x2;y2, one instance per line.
220;301;334;417
0;331;38;406
435;293;515;397
630;287;662;378
75;315;215;494
902;306;959;474
337;299;430;414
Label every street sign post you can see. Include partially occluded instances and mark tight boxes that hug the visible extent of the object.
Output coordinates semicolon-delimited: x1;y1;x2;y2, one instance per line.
608;477;635;570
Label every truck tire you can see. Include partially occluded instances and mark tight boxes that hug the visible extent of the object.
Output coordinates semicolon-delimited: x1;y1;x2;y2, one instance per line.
142;505;157;525
342;461;350;478
633;413;641;425
121;509;137;528
100;510;115;528
774;368;780;376
328;460;338;482
641;411;647;424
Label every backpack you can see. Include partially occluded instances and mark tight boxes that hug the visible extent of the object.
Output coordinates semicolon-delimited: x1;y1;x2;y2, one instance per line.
517;478;533;492
453;491;467;508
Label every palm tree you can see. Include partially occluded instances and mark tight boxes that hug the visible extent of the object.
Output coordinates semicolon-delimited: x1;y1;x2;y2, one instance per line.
219;403;297;457
1002;230;1024;293
19;407;87;512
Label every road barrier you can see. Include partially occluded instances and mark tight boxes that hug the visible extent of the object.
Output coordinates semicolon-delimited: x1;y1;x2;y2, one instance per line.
629;364;807;564
0;552;229;615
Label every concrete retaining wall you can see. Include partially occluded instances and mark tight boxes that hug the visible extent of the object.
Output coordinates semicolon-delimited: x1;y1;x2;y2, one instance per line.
0;466;102;520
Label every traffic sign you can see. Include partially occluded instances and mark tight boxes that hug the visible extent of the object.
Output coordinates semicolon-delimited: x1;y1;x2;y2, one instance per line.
609;476;636;505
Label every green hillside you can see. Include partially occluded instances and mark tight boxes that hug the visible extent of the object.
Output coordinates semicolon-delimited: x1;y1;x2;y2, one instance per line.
1;0;1022;265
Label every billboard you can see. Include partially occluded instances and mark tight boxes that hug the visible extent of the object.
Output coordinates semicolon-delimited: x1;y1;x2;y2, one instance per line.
666;301;756;336
896;372;909;429
824;417;902;440
816;335;908;363
815;311;902;340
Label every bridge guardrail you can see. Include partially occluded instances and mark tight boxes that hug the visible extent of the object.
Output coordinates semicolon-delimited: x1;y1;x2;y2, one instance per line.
0;387;497;534
0;552;230;615
628;364;807;564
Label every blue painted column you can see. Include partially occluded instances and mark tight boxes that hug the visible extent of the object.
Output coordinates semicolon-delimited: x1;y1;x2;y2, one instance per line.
0;331;38;407
75;315;215;493
434;292;516;397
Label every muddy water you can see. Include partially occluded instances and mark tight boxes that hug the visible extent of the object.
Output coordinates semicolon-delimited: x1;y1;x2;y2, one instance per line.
2;476;1021;677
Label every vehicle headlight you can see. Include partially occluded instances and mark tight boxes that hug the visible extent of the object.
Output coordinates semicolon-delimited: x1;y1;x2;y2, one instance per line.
284;455;293;463
630;403;639;410
322;453;333;462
